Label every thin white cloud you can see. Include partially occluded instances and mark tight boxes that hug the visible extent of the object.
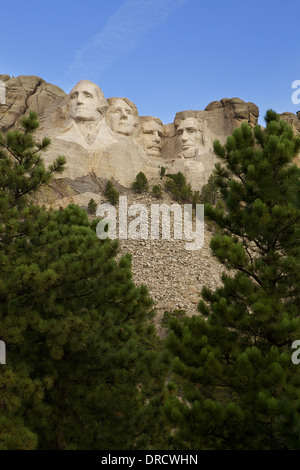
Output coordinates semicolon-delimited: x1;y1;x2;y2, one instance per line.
67;0;188;83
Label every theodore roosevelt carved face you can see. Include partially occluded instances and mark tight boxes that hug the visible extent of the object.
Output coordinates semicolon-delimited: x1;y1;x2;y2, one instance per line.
176;117;204;159
138;117;164;157
69;80;108;122
106;97;138;136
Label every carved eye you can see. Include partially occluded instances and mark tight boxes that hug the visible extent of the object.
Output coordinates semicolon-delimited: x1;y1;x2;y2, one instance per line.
84;92;93;98
70;93;78;100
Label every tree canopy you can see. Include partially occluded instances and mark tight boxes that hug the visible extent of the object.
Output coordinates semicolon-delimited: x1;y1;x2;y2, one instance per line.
165;110;300;450
0;112;168;450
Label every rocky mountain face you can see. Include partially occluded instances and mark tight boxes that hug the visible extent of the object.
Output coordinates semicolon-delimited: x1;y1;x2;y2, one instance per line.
1;75;298;203
1;75;299;324
0;75;262;205
0;74;66;132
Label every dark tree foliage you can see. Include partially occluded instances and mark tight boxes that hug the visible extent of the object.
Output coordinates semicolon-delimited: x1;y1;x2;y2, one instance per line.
88;198;98;214
132;172;149;193
104;180;120;206
164;172;193;203
151;184;162;198
160;166;166;178
0;112;168;450
200;174;221;205
165;111;300;450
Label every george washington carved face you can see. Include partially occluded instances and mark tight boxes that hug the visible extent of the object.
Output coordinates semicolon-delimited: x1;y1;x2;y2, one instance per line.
69;80;108;122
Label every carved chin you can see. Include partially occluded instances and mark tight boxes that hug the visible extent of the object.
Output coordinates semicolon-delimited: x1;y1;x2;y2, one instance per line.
180;147;196;159
72;112;100;122
118;126;132;135
146;147;160;156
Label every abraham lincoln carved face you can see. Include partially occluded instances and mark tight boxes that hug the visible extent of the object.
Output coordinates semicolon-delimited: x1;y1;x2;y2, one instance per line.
176;117;203;159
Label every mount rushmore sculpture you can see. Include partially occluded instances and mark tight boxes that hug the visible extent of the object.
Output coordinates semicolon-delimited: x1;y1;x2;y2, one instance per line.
0;74;266;204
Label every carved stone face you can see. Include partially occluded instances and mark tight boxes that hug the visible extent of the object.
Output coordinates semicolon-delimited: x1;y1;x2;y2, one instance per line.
69;81;105;122
107;98;136;136
140;120;163;157
176;117;202;158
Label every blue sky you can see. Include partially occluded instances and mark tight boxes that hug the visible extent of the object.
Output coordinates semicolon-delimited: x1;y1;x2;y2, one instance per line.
2;0;300;125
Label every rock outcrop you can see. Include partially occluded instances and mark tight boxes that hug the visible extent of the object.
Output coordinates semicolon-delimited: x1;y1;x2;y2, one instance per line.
1;75;299;209
0;74;65;132
0;75;261;205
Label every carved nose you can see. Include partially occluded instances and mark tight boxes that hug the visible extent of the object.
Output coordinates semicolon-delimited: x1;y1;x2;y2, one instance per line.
76;92;86;104
153;132;160;142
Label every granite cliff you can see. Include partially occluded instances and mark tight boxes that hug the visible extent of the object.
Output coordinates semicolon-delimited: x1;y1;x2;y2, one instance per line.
0;74;263;207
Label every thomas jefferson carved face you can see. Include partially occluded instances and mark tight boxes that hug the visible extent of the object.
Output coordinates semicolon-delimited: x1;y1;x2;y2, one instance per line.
176;118;203;158
106;98;137;136
69;80;107;122
139;120;164;157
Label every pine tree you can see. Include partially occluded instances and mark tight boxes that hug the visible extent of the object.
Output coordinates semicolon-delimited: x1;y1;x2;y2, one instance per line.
165;110;300;450
88;197;98;214
132;172;149;193
104;180;119;205
0;112;168;450
151;184;162;198
200;173;220;205
0;111;65;449
165;172;193;203
160;166;166;178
